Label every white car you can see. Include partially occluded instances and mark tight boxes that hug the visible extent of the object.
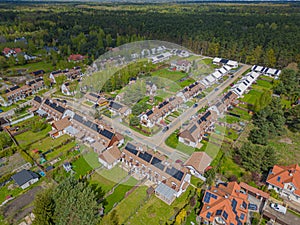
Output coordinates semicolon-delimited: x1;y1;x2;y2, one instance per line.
270;203;287;214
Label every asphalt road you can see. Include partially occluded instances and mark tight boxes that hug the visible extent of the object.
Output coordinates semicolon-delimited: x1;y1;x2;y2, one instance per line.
67;64;251;161
264;203;300;225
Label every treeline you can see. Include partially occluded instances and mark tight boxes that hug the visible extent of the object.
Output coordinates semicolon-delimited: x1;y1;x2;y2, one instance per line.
0;3;300;68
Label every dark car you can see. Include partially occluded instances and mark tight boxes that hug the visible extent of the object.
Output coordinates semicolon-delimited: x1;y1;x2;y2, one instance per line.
193;103;198;108
248;203;258;211
162;126;169;133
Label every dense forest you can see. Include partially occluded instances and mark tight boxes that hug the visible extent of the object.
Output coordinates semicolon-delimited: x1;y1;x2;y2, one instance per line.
0;3;300;68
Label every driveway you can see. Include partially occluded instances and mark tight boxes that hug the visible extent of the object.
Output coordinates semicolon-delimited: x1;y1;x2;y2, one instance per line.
263;203;300;225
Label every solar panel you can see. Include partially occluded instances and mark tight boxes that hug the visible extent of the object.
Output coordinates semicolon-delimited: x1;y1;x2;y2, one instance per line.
203;192;211;203
242;201;247;209
240;213;245;220
125;143;138;155
138;151;152;163
210;193;217;199
220;59;229;64
197;119;202;124
34;96;42;103
201;111;211;121
151;157;165;171
166;167;184;181
99;129;114;140
231;199;237;211
206;212;211;219
110;101;122;110
223;211;228;220
10;86;20;91
216;210;222;216
189;125;197;133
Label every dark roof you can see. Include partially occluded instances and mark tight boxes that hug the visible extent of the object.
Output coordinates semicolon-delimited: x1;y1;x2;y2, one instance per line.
51;70;62;75
201;111;211;121
109;101;123;110
125;143;138;155
12;169;39;186
220;58;229;64
33;96;42;103
166;167;184;181
28;80;36;86
138;151;152;163
158;101;168;109
32;70;45;76
146;110;153;116
0;117;9;125
99;129;114;140
189;125;197;133
46;166;54;172
10;86;20;92
44;99;65;114
89;93;100;98
222;91;233;102
151;157;165;171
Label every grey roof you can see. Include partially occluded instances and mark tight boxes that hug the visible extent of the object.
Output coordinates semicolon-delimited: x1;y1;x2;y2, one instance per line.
65;126;79;135
155;183;177;201
109;101;123;110
36;109;47;116
12;169;39;186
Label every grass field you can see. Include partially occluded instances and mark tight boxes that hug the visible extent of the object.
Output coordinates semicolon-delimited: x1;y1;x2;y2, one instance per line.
15;125;52;147
242;90;262;105
230;107;252;121
103;185;148;224
29;135;70;155
90;166;128;192
219;115;241;124
7;61;55;73
0;181;23;203
104;176;138;213
126;186;193;225
219;156;246;181
72;156;93;178
82;151;101;169
152;68;187;82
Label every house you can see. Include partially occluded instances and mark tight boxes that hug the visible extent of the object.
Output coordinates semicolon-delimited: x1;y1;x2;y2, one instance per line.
5;85;32;104
40;99;66;120
121;142;191;204
31;70;45;77
178;110;218;147
63;162;72;172
49;69;68;83
129;77;137;85
214;91;239;115
184;152;212;181
140;97;183;128
12;169;39;189
199;182;249;225
231;71;260;96
49;117;71;138
26;77;45;93
68;54;85;62
85;92;100;104
150;52;172;64
2;47;22;58
108;101;131;117
61;82;77;96
180;81;204;102
28;96;43;113
146;81;157;97
201;74;216;87
97;97;109;107
98;144;121;169
240;182;270;202
266;164;300;203
171;49;190;58
251;65;281;79
170;60;191;73
14;37;27;44
0;117;10;131
213;57;238;68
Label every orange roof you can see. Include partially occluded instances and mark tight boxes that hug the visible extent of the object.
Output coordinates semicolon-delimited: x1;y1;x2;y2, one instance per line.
239;182;270;199
99;145;121;165
266;164;300;196
52;117;71;131
199;182;248;225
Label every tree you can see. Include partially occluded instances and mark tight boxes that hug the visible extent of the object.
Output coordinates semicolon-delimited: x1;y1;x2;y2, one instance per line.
43;74;51;87
53;177;100;225
285;104;300;132
0;132;12;150
55;75;67;87
101;210;119;225
265;48;276;67
32;189;55;225
31;119;47;132
16;54;26;65
130;116;140;126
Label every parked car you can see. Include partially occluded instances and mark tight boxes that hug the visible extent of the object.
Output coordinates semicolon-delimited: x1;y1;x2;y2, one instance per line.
248;203;258;211
193;103;198;108
162;126;169;133
124;130;132;136
270;203;287;214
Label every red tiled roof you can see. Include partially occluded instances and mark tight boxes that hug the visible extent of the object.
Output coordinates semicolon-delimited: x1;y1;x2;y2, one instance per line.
68;54;84;61
266;164;300;195
199;182;249;225
239;182;270;199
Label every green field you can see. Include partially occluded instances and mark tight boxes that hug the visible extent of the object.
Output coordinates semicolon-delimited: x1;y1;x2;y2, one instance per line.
15;125;52;147
242;90;262;105
152;68;187;81
126;186;193;225
104;176;138;213
103;185;148;224
72;156;93;178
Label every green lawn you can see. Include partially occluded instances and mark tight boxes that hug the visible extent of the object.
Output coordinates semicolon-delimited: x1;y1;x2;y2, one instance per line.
190;175;204;187
90;166;128;192
72;156;93;178
104;177;138;213
165;131;200;155
219;115;241;124
82;151;101;169
45;141;77;161
230;107;252;121
220;156;246;181
176;78;195;88
103;185;148;224
15;125;52;147
242;90;262;105
152;68;187;82
7;61;55;73
126;186;193;225
254;79;273;89
0;181;23;203
29;135;70;155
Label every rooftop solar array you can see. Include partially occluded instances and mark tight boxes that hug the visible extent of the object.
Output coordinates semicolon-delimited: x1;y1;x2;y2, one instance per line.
189;125;197;133
146;110;153;116
89;93;100;98
151;157;165;171
201;111;211;121
109;101;123;110
99;129;114;140
158;101;168;109
166;167;184;181
216;210;222;216
223;211;228;220
203;192;218;203
44;99;65;113
138;151;153;163
34;96;42;103
125;143;138;155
